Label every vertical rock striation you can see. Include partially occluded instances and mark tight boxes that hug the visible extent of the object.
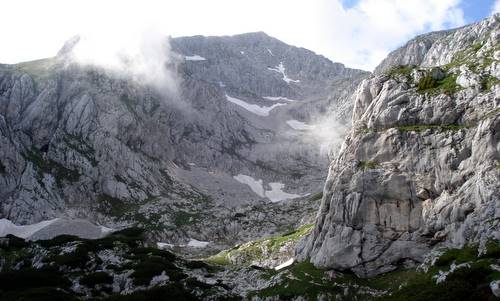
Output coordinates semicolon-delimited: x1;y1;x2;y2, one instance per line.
298;14;500;277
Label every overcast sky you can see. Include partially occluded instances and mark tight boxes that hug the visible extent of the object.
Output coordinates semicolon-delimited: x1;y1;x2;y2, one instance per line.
0;0;499;70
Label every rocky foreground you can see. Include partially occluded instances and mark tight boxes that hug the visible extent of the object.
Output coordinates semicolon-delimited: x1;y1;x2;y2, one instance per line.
0;226;499;300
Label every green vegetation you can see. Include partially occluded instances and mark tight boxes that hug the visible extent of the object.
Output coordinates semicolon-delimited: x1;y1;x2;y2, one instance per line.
417;73;460;95
480;75;500;91
23;148;80;187
417;75;437;91
206;224;314;266
251;240;500;301
387;65;415;79
80;272;113;287
63;133;98;167
358;161;380;170
395;124;470;132
251;261;342;300
96;194;132;217
0;228;239;300
172;210;199;226
496;163;500;170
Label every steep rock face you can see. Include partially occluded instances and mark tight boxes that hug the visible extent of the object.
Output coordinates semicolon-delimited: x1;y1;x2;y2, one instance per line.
297;15;500;277
0;33;368;250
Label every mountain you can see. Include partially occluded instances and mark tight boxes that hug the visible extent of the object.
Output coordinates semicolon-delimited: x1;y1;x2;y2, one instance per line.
297;14;499;277
0;14;498;301
0;32;368;252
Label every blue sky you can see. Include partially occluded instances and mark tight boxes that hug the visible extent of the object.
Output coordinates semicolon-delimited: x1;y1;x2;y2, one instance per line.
459;0;499;22
342;0;498;23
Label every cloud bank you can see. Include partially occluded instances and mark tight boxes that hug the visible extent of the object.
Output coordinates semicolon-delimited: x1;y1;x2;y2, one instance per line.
68;29;178;96
0;0;475;71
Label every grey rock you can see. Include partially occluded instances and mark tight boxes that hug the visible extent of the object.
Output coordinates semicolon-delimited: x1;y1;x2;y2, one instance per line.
0;32;368;252
297;15;500;277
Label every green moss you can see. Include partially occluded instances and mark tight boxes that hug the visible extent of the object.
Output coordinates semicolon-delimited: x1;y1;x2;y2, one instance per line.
358;161;380;170
206;224;314;266
496;163;500;170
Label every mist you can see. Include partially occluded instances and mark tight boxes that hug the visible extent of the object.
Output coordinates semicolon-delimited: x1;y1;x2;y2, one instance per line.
67;27;180;98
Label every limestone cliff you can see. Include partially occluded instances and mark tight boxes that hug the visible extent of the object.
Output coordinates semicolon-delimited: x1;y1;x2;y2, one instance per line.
297;14;500;277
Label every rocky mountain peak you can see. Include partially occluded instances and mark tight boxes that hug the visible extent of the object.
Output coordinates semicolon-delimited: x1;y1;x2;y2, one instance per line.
297;13;499;277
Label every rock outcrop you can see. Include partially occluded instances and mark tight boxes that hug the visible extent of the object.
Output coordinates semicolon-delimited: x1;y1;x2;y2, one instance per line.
298;14;500;277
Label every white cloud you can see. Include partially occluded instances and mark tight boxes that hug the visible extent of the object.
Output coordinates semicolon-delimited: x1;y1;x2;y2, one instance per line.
0;0;465;70
493;0;500;14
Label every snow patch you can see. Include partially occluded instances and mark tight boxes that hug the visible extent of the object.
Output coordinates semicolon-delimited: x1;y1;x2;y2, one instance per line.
187;239;210;248
267;48;274;56
263;96;297;102
240;51;245;55
185;55;206;61
157;242;174;249
266;183;303;202
268;62;300;84
100;226;114;234
233;174;304;202
275;258;294;270
0;218;60;239
286;120;315;131
233;174;265;197
226;94;285;116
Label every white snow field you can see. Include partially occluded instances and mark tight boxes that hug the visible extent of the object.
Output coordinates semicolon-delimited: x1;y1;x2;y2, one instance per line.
265;183;303;202
187;239;210;248
274;258;294;270
0;218;113;240
262;96;297;102
268;62;300;84
185;55;207;61
233;174;265;197
226;95;285;116
286;120;315;130
0;218;59;239
233;174;303;202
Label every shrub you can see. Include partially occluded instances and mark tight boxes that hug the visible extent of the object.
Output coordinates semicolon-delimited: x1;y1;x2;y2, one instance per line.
418;75;437;91
80;272;113;287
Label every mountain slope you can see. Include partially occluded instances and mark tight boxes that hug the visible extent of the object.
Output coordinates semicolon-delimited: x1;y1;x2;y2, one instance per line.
297;14;500;277
0;32;368;251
